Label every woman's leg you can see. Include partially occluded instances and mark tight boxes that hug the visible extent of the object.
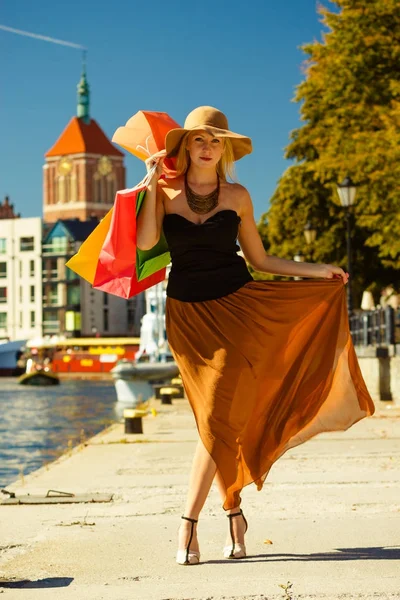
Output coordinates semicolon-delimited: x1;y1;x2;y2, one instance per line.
214;471;247;547
178;437;217;553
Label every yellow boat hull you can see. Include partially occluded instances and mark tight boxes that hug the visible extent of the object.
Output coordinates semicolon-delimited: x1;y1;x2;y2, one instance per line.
18;371;60;386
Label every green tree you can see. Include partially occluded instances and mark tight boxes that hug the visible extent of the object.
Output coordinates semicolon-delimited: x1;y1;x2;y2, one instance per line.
259;0;400;303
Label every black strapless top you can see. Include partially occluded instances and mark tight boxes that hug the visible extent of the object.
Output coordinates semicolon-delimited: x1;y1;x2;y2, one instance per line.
163;209;253;302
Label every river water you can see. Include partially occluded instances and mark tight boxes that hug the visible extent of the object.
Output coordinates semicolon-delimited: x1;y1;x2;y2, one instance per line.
0;378;125;488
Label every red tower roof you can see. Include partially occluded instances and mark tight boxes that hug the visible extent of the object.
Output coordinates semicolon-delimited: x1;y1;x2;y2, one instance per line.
45;117;124;158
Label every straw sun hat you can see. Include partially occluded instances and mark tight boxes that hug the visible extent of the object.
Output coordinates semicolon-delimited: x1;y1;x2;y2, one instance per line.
165;106;252;161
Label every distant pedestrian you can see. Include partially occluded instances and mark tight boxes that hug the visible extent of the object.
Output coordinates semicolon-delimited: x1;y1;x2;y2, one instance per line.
137;106;375;565
379;285;399;310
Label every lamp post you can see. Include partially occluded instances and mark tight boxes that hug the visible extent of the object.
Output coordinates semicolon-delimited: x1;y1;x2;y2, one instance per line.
303;221;317;262
303;221;317;246
337;176;357;314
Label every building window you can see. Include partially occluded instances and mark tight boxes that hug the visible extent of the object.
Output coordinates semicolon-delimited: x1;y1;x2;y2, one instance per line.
30;260;35;277
20;237;34;252
19;286;23;303
57;176;65;204
94;173;101;203
45;257;58;279
67;285;80;305
101;178;107;203
48;284;58;305
0;262;6;279
55;172;73;204
65;175;71;203
103;309;109;332
51;236;68;253
43;311;58;324
103;293;108;306
19;260;23;278
0;239;6;254
30;311;36;327
19;311;23;328
70;173;78;203
0;312;6;328
30;285;35;302
43;311;60;335
0;287;6;303
66;266;77;281
107;176;116;203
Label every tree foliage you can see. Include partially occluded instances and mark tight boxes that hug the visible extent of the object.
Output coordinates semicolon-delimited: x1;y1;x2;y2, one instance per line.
258;0;400;302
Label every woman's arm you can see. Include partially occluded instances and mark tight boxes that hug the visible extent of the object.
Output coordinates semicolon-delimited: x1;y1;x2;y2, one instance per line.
238;188;348;283
136;153;166;251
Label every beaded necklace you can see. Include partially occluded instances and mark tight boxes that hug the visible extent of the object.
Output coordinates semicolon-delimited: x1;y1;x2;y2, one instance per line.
185;172;220;215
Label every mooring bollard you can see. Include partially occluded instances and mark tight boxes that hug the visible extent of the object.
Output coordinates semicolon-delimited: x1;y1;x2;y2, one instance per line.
123;409;144;434
170;378;184;397
160;387;176;405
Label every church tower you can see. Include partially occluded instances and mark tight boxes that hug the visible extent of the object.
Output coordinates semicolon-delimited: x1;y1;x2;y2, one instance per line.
43;63;125;222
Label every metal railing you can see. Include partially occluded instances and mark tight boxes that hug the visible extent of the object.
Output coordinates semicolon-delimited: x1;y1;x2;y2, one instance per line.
43;295;60;306
42;243;76;256
43;269;59;280
42;321;60;334
350;306;398;348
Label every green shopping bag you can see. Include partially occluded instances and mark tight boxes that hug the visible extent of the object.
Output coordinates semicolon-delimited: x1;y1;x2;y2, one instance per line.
135;189;171;281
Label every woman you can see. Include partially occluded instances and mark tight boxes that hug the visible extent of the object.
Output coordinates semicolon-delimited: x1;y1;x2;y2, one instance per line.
137;106;374;565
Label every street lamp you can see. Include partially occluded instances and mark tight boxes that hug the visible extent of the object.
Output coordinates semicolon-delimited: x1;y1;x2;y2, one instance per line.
303;221;317;245
337;176;357;314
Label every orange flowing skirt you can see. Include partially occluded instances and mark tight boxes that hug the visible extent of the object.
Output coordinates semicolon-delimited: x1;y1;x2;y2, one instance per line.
165;279;375;510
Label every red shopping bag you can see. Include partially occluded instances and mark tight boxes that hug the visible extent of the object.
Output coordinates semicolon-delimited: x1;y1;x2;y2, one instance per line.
92;186;166;298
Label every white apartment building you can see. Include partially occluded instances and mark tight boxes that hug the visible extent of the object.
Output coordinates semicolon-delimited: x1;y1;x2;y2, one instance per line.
0;217;43;341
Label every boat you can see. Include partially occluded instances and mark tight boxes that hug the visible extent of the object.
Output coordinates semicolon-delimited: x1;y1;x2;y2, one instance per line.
111;360;179;403
111;278;180;404
25;336;140;376
18;370;60;386
0;339;27;376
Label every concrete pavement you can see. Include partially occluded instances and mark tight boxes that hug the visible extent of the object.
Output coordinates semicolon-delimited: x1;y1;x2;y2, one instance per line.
1;397;399;600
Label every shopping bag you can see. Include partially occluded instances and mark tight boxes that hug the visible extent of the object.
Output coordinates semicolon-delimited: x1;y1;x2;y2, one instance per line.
135;189;170;281
65;208;113;284
92;181;169;298
112;110;179;174
66;110;180;298
66;178;170;298
92;260;166;298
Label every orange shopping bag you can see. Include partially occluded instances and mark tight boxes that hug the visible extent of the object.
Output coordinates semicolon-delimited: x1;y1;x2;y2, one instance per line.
112;110;179;174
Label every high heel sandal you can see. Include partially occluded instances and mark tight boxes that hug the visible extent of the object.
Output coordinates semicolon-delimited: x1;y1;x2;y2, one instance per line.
223;509;248;559
176;516;200;565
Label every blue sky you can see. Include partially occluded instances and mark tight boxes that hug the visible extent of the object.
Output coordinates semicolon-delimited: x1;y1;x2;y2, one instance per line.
0;0;333;221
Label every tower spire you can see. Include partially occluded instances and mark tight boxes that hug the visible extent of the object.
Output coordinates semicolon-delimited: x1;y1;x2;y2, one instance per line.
77;50;90;124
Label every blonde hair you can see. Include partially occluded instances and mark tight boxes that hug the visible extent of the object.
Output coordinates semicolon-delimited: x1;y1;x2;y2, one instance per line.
175;132;236;181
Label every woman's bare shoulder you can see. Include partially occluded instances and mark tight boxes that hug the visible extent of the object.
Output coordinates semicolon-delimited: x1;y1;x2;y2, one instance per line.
222;181;249;196
222;181;251;213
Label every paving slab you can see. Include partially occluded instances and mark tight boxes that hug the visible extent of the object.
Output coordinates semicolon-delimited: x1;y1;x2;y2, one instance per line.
0;399;399;600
